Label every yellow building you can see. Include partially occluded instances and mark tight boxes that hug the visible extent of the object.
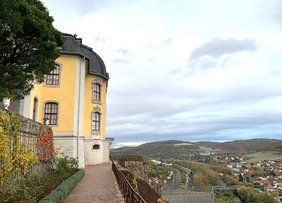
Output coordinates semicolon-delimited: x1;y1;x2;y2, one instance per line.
12;33;113;167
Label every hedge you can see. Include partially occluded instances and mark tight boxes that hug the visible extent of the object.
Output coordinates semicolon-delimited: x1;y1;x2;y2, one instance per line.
39;169;85;203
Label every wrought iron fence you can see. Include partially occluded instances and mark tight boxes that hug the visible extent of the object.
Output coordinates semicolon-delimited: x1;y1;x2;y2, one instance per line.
112;161;147;203
112;161;165;203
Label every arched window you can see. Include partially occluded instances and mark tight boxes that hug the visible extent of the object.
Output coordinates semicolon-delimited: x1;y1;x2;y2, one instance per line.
46;64;60;85
91;112;100;131
44;102;58;125
93;144;100;150
92;83;101;102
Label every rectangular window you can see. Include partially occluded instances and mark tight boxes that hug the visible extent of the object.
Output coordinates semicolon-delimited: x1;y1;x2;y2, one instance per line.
46;64;60;85
92;83;101;101
44;102;58;125
91;112;100;131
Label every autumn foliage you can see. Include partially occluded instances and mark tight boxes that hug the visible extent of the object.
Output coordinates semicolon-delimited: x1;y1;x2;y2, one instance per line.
0;109;54;189
36;126;54;161
0;110;37;184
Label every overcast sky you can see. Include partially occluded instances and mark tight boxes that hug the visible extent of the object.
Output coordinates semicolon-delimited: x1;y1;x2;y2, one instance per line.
43;0;282;147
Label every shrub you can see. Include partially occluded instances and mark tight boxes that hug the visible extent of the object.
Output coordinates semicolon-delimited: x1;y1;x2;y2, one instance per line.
54;156;78;173
236;186;260;203
0;156;81;202
4;177;38;203
39;169;85;203
215;190;234;203
1;169;85;203
260;193;279;203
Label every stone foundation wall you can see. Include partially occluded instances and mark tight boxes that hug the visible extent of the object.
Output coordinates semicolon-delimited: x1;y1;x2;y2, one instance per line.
53;135;111;167
53;135;85;168
84;139;111;165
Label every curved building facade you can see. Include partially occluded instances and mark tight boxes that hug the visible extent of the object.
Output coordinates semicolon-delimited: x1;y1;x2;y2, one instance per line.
13;33;113;167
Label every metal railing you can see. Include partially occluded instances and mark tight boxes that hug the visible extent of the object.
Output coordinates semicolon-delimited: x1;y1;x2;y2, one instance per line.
112;161;147;203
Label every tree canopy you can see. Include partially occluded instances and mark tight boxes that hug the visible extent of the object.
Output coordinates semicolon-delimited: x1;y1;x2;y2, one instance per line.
0;0;63;99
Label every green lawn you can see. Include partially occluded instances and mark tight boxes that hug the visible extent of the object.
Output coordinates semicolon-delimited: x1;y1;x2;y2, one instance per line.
244;151;282;162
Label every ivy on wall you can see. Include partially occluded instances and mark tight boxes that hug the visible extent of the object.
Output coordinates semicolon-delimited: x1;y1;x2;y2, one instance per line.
0;110;37;184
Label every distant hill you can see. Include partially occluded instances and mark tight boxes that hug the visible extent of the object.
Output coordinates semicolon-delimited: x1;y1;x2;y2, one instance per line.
111;139;282;159
198;138;282;154
112;140;203;159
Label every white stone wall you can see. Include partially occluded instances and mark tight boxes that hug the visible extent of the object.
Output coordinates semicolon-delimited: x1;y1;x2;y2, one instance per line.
53;135;85;168
54;135;111;167
84;138;111;165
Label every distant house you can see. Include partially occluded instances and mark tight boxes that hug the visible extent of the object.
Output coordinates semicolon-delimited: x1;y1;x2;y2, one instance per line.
11;33;113;168
151;160;162;165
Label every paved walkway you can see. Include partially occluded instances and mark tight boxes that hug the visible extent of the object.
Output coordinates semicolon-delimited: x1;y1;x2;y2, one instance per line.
64;163;124;203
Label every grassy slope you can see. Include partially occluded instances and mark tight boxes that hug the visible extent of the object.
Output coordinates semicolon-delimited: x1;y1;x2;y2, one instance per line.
245;150;282;162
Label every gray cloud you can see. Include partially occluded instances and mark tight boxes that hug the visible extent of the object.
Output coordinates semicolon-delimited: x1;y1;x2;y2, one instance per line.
107;69;282;143
95;36;106;43
112;48;132;64
108;71;281;119
111;110;282;143
112;58;131;64
117;48;129;55
260;0;282;25
188;56;218;70
190;38;257;60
